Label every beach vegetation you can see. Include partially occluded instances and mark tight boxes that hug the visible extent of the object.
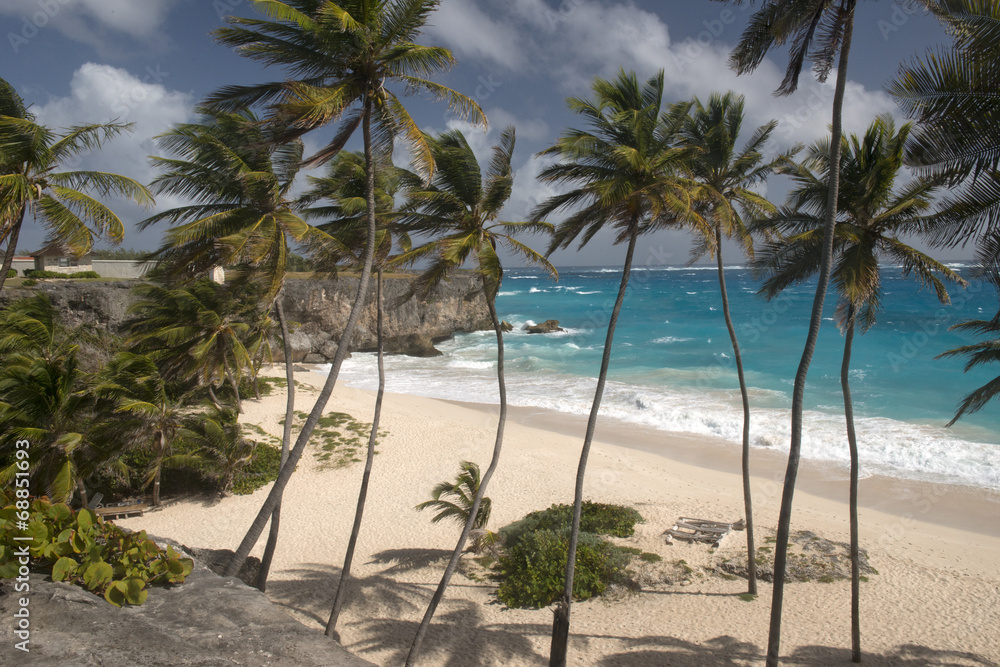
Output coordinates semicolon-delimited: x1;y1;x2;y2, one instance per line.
529;68;701;665
716;1;865;662
499;501;643;550
416;460;492;531
0;492;193;607
19;279;36;287
23;270;102;280
398;124;555;661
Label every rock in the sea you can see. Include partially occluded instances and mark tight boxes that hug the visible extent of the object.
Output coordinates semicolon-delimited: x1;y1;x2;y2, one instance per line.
382;333;442;357
525;319;564;334
0;540;372;667
500;320;514;332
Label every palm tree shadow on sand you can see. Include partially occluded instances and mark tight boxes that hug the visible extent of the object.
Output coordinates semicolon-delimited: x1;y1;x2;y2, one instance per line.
597;636;997;666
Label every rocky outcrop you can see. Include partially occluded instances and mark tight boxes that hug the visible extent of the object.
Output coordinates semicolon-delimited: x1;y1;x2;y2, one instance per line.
525;319;564;334
0;541;372;667
0;275;490;360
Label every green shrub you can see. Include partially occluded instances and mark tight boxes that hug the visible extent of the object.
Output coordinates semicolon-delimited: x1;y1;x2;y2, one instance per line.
230;443;282;495
5;269;15;278
0;494;193;607
495;529;630;608
70;270;100;279
21;279;37;287
23;269;100;279
498;501;643;549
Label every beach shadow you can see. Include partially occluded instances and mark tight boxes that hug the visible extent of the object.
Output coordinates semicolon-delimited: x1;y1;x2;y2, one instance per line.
596;636;998;666
351;600;549;666
265;564;427;627
367;547;453;573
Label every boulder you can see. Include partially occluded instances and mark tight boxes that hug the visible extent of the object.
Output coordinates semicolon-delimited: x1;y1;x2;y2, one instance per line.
500;320;514;332
384;334;442;357
524;319;564;334
0;541;373;667
272;330;312;363
304;353;326;364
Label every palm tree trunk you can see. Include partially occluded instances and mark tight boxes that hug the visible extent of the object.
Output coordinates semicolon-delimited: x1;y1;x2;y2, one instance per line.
152;431;166;506
766;4;856;665
326;268;385;639
224;96;379;579
550;224;638;667
76;477;89;511
226;367;243;413
0;208;25;295
840;307;861;663
405;276;507;666
714;228;756;595
207;385;223;411
256;294;295;592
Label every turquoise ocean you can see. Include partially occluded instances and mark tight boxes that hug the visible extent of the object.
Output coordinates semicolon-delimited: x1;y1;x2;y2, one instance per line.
333;264;1000;491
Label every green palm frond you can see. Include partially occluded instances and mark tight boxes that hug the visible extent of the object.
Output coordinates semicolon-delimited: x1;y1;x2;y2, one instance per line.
415;461;492;530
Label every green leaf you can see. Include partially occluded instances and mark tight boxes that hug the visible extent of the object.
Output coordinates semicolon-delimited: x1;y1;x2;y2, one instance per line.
76;509;95;531
82;561;113;591
104;583;125;607
52;556;77;582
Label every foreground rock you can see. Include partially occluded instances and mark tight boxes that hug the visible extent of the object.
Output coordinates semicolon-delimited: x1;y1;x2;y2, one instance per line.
524;319;564;334
0;541;373;667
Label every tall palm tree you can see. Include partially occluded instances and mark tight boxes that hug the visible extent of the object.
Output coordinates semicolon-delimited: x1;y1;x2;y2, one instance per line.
530;70;701;667
125;281;252;412
95;352;191;507
208;0;485;581
682;91;780;596
141;107;316;591
889;0;1000;258
754;114;964;663
398;126;555;665
300;150;417;638
715;2;861;661
0;87;153;294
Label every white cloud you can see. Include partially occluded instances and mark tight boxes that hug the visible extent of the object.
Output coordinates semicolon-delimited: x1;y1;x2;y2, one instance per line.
424;0;528;69
3;0;178;55
26;63;195;251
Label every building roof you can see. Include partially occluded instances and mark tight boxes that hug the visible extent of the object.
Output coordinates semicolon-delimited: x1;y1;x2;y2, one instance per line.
30;241;91;258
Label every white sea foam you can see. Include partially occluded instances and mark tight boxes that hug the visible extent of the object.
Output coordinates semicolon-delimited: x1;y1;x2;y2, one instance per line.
652;336;692;344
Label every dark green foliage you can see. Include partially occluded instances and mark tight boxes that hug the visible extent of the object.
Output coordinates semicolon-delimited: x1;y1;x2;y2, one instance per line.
495;530;631;609
5;270;14;279
23;270;101;279
498;501;643;550
20;279;36;287
230;443;282;495
0;494;193;606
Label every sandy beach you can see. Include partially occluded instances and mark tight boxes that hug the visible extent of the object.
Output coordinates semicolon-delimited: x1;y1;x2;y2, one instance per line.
119;368;1000;666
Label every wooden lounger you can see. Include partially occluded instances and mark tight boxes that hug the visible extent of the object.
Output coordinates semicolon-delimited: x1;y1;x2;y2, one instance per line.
94;503;148;520
664;517;744;546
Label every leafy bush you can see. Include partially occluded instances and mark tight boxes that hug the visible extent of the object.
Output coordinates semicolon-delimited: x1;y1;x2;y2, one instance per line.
6;269;15;278
21;279;37;287
498;501;643;549
0;494;193;607
230;443;282;495
23;269;100;279
495;529;631;608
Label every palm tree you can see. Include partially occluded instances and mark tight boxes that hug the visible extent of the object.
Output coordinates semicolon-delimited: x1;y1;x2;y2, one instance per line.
715;2;861;661
415;460;492;530
300;150;417;637
682;91;780;596
124;281;252;412
0;292;70;364
937;234;1000;423
177;406;256;496
141;107;317;591
0;84;153;294
95;352;191;507
530;70;700;667
888;0;1000;258
398;126;555;665
207;0;485;582
754;114;965;662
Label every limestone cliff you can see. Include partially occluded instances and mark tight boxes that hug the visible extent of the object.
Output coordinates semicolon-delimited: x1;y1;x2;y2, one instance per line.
0;275;491;360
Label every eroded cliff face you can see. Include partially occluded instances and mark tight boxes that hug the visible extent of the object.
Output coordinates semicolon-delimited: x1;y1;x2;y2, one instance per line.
0;275;491;360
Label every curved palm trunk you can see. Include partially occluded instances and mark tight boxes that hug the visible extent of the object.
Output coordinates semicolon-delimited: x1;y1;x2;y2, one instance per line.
225;367;243;413
840;307;861;663
326;268;385;638
224;98;380;579
550;225;638;667
766;5;856;665
76;476;89;512
0;209;25;295
256;295;295;592
714;228;756;594
152;431;166;506
405;278;507;666
207;385;224;411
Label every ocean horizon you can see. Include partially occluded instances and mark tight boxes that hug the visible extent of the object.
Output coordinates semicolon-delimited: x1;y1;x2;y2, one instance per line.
330;263;1000;491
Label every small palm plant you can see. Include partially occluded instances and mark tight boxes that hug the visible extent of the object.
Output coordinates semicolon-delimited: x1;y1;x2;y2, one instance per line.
416;461;492;532
177;407;256;496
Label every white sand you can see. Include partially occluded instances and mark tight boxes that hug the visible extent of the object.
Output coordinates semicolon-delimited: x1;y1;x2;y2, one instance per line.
119;369;1000;666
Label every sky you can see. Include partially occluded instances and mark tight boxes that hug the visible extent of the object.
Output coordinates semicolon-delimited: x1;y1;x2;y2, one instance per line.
1;0;962;268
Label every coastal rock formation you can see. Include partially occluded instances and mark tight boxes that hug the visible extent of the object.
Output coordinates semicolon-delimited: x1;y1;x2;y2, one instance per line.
0;541;372;667
525;319;564;334
0;275;490;360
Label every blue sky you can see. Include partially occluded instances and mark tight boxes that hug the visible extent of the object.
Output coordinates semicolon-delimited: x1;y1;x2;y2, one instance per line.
2;0;961;266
